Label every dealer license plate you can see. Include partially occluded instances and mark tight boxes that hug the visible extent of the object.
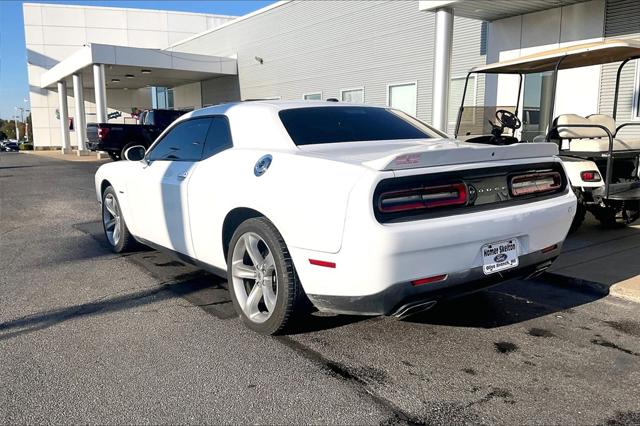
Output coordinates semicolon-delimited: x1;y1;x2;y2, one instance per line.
482;239;519;275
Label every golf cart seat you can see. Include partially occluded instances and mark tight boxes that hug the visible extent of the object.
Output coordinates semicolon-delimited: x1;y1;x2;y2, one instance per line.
554;114;640;152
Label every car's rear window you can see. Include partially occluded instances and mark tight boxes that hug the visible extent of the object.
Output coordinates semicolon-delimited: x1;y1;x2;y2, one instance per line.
278;106;441;145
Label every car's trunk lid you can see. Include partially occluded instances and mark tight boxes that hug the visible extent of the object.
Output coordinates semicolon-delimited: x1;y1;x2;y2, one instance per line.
297;139;558;171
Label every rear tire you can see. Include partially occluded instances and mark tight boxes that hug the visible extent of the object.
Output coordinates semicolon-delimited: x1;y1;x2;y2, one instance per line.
227;217;306;335
102;186;136;253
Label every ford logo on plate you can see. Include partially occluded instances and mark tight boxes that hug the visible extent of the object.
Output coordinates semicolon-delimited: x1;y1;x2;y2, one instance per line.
494;253;508;262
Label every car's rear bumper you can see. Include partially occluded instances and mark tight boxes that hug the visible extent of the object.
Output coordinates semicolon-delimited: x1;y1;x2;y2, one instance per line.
86;141;103;152
306;250;558;316
289;190;575;315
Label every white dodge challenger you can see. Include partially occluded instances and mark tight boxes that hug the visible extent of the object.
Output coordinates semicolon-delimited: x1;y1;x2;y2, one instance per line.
95;101;576;334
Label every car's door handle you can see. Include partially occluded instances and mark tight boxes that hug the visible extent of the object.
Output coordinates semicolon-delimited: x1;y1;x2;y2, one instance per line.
177;171;189;180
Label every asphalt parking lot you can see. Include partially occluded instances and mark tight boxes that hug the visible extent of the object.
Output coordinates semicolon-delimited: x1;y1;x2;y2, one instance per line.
1;152;640;425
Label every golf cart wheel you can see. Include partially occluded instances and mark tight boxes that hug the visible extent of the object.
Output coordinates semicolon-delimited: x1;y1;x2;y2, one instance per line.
569;188;586;233
102;186;136;253
226;217;306;335
592;206;618;228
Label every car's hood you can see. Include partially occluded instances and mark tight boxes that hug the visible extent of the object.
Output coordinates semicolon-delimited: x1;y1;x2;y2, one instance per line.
296;138;558;171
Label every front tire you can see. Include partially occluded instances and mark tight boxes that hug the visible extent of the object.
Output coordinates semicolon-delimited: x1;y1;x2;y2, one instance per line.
227;217;306;335
102;186;136;253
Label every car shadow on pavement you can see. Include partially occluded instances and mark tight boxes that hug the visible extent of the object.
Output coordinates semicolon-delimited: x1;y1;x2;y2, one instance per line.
0;272;223;342
402;278;604;328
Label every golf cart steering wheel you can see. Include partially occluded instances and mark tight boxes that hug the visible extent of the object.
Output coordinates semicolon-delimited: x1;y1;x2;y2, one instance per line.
495;110;522;131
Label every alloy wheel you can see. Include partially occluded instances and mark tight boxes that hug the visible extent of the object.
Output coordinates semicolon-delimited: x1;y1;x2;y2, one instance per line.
231;232;278;323
103;193;121;247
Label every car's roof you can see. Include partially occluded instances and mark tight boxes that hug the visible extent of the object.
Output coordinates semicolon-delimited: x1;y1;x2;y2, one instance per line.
185;100;386;119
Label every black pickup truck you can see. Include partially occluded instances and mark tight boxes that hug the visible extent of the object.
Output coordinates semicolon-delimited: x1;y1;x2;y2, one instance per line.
87;109;186;160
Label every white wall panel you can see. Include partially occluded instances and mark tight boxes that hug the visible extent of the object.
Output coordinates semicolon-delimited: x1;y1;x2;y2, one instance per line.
41;26;86;46
23;4;42;26
125;10;167;31
24;26;44;45
85;8;127;29
125;30;170;49
42;5;85;27
168;14;207;33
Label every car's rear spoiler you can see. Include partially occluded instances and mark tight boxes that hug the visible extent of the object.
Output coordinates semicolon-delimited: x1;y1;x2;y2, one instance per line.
363;142;559;171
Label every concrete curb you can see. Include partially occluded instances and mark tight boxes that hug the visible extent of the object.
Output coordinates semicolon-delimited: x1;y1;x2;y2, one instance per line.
541;271;640;304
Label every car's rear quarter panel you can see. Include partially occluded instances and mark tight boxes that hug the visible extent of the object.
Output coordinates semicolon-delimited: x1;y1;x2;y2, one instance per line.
187;149;368;270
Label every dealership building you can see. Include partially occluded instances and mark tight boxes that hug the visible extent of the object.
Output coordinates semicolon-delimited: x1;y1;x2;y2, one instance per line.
23;0;640;151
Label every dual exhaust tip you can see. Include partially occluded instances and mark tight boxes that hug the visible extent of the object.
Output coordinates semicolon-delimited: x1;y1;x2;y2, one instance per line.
392;300;437;320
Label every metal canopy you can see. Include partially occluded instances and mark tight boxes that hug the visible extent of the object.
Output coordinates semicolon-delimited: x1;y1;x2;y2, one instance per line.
419;0;588;22
471;39;640;74
40;43;237;89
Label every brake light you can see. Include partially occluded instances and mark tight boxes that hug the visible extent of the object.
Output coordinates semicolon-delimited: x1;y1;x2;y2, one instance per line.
510;172;561;197
97;127;110;140
580;170;601;182
379;183;467;213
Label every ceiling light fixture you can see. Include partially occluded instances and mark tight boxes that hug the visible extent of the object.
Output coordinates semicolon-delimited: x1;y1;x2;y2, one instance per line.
111;78;120;83
125;74;135;79
141;69;151;74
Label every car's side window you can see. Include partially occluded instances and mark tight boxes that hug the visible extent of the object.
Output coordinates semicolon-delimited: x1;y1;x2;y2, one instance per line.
147;118;212;162
201;116;233;160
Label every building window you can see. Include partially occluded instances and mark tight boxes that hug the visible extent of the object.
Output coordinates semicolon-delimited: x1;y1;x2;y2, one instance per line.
340;87;364;103
303;92;322;101
152;87;174;109
448;75;477;127
387;82;417;117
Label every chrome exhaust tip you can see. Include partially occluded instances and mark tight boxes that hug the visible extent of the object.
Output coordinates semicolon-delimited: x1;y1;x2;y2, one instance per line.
524;260;554;280
393;300;437;320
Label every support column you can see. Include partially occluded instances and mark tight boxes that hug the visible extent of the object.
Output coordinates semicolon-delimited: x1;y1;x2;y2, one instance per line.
72;73;89;155
57;80;72;154
431;7;454;132
93;64;107;123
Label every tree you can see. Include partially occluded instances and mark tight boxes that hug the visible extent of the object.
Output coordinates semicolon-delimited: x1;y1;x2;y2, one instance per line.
0;120;16;139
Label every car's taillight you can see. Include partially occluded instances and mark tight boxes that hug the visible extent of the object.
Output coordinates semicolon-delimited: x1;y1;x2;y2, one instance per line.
378;183;467;213
580;170;601;182
509;172;561;197
97;127;110;140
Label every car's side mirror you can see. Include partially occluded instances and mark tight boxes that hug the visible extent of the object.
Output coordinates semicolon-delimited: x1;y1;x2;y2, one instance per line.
123;145;146;162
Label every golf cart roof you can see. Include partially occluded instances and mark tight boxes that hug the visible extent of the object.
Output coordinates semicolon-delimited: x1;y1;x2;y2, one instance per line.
472;39;640;74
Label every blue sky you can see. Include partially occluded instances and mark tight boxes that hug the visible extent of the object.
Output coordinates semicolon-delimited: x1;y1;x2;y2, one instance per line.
0;1;274;120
